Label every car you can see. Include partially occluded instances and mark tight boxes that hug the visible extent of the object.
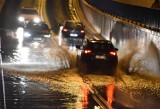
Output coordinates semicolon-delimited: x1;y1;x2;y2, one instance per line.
17;7;41;27
60;20;85;46
23;21;51;45
76;39;118;75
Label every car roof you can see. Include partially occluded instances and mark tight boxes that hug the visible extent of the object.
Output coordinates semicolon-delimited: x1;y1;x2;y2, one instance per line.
88;39;113;44
21;7;37;10
84;39;115;50
28;21;46;24
26;21;49;28
65;20;81;23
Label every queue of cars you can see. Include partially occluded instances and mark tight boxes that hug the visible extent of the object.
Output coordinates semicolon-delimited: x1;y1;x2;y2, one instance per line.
59;20;118;75
17;7;118;75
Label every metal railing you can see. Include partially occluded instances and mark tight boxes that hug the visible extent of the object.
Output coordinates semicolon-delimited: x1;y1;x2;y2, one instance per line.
85;0;160;32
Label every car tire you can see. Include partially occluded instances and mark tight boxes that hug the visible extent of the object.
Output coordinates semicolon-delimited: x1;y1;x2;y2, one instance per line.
76;58;83;73
109;66;117;76
77;59;88;74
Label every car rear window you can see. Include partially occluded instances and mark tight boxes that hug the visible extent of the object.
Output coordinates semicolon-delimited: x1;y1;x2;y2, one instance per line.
65;22;83;29
89;42;114;51
39;24;49;30
27;23;49;30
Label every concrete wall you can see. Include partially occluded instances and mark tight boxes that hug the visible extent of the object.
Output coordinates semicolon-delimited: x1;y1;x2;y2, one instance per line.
80;0;160;76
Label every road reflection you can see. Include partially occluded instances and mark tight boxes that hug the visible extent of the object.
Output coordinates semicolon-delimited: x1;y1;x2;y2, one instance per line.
81;83;89;108
1;27;160;109
106;84;115;109
1;27;71;72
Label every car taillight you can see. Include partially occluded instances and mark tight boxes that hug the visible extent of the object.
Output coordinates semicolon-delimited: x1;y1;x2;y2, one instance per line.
63;28;68;32
80;30;85;33
109;51;116;56
84;50;92;54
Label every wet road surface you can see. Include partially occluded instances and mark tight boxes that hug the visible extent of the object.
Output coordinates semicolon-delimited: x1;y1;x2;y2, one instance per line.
1;29;160;109
0;0;160;109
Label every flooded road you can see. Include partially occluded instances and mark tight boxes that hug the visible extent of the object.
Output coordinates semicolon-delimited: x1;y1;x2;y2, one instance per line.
2;65;160;109
0;0;160;109
3;74;76;109
0;27;160;109
0;28;101;109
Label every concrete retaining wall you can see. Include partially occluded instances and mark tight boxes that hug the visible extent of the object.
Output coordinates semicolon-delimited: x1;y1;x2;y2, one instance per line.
80;0;160;76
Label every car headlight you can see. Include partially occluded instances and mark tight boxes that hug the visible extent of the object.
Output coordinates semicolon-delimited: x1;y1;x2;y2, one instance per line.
33;17;41;23
18;16;24;22
24;32;31;37
60;26;64;30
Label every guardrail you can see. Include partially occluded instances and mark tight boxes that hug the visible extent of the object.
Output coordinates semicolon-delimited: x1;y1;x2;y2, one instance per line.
85;0;160;32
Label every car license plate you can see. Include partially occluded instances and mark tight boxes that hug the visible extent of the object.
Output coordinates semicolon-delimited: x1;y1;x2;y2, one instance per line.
34;37;42;40
70;33;78;37
95;55;106;59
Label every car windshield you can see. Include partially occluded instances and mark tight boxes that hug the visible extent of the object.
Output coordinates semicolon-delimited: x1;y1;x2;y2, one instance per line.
20;9;38;14
27;23;49;30
38;24;49;30
65;22;83;29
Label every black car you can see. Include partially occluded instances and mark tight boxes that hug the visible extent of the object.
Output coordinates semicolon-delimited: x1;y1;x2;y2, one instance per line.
76;39;118;75
23;21;51;44
60;20;85;46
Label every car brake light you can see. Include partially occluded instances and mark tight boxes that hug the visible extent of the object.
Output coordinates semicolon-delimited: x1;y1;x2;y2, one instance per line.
80;30;85;33
63;28;68;32
109;51;116;56
84;50;92;54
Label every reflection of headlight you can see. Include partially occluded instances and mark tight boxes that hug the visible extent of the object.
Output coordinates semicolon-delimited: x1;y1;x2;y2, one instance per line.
44;34;51;38
33;17;40;23
24;32;31;37
32;42;40;48
18;16;24;22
